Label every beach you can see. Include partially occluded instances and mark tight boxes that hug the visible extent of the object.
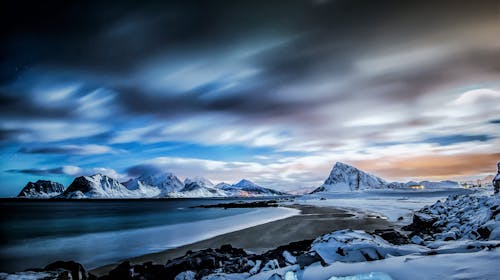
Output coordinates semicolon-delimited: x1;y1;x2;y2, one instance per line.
91;204;392;276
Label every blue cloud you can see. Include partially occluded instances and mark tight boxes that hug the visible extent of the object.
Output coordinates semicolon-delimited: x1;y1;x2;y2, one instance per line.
423;134;494;146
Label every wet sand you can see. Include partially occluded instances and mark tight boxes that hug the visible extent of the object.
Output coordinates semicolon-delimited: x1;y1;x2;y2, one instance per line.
91;204;391;276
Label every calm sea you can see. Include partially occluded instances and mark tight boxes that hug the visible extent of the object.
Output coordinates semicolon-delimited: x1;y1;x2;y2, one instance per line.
0;198;292;272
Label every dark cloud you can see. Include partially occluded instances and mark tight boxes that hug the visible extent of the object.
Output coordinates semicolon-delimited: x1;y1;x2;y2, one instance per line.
7;167;69;176
18;144;113;155
423;134;495;146
1;0;499;195
125;164;164;177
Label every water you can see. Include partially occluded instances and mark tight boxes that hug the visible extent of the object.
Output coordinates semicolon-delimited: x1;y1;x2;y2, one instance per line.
0;198;297;272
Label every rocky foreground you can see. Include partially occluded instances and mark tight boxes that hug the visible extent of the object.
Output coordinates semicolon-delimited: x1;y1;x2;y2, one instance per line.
2;192;499;280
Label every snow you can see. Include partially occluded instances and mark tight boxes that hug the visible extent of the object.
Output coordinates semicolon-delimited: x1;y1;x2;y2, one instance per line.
17;180;65;198
124;172;184;197
202;273;250;280
0;271;55;280
409;192;499;241
311;162;463;194
170;177;227;198
301;248;500;280
310;230;427;263
175;271;196;280
62;174;138;198
283;251;297;265
327;272;392;280
296;191;454;225
312;162;387;193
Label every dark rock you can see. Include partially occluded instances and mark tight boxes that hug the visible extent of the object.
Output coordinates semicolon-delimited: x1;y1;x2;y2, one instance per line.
17;180;65;198
402;212;439;237
44;260;88;280
105;261;133;280
297;253;323;268
372;229;410;245
477;226;491;239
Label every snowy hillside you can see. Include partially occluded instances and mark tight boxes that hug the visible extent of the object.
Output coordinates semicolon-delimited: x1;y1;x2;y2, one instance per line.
168;177;227;198
123;172;184;197
311;162;387;193
312;162;463;194
17;180;65;198
218;179;288;196
60;174;137;199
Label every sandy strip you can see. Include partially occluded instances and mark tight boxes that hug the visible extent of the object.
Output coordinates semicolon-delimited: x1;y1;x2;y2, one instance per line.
91;204;391;276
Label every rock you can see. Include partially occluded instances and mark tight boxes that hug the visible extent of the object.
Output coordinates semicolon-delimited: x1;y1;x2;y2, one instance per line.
267;273;283;280
297;252;323;268
44;260;88;280
261;259;279;272
372;229;410;245
105;261;133;280
284;271;299;280
17;180;65;198
410;235;424;245
175;271;196;280
477;227;491;239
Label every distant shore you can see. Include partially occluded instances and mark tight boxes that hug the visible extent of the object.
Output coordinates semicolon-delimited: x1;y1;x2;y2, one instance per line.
91;204;392;276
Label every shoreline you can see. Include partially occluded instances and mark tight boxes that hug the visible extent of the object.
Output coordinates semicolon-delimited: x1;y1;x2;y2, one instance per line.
90;204;392;276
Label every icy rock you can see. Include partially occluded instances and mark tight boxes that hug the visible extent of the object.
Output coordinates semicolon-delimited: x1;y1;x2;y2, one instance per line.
411;235;424;245
249;260;262;274
261;259;280;272
0;271;72;279
327;272;393;280
283;251;297;264
175;270;196;280
267;273;283;280
404;193;500;241
310;229;426;264
284;270;299;280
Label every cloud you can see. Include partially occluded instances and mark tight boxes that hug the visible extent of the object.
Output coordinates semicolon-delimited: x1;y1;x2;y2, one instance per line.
7;165;126;181
450;88;500;106
18;144;115;155
352;152;500;180
423;134;495;146
7;165;82;176
2;0;500;194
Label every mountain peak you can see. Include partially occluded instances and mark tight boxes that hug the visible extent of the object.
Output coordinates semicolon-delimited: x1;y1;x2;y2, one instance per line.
17;180;65;198
234;179;257;187
312;162;387;193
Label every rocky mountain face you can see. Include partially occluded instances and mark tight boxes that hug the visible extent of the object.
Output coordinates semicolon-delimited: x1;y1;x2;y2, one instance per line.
219;179;288;196
61;174;135;199
17;180;65;198
311;162;387;193
311;162;462;194
123;172;184;197
170;177;227;198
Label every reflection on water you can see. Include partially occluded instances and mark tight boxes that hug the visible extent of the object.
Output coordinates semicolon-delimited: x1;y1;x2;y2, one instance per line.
0;198;283;272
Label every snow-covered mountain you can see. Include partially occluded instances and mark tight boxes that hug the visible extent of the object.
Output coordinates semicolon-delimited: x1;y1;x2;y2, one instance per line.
123;172;184;197
311;162;387;193
311;162;462;194
169;177;227;198
17;180;65;198
218;179;288;196
60;174;137;198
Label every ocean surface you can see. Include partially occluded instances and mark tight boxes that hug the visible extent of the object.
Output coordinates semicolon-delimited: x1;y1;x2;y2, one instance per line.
0;198;298;272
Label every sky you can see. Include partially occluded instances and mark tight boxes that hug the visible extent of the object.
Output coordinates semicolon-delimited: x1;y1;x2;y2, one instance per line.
1;0;499;196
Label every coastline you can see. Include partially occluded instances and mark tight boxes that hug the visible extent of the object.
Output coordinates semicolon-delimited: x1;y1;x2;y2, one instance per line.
91;204;392;276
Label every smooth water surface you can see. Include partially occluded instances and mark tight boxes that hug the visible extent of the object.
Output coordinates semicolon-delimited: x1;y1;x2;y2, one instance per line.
0;198;296;272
